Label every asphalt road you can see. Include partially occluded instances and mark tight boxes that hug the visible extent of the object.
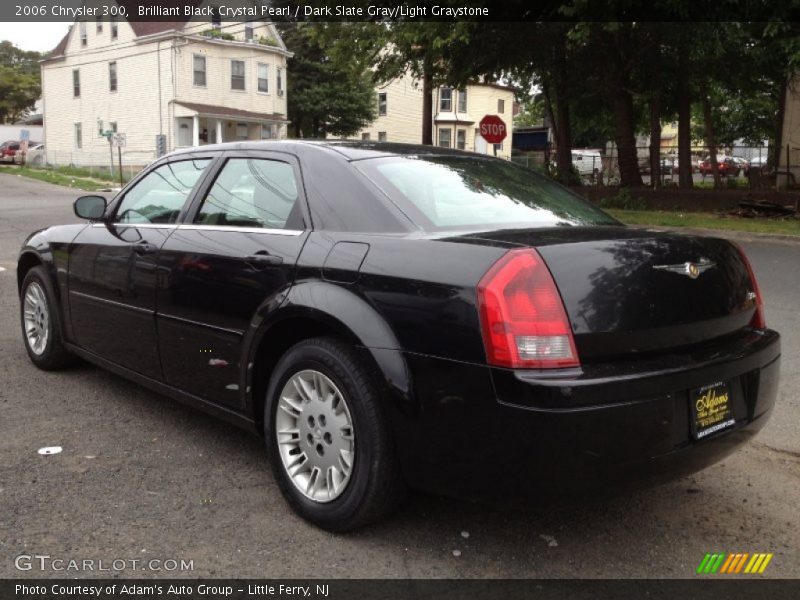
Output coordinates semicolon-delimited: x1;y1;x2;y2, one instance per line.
0;173;798;579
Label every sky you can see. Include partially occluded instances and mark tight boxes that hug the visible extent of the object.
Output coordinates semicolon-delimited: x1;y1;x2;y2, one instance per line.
0;23;71;53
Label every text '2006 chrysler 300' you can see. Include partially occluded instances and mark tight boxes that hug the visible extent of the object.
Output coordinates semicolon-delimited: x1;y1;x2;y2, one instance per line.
17;141;780;531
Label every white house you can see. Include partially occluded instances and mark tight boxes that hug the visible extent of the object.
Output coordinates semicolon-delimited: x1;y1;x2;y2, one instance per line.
40;1;291;168
356;71;515;159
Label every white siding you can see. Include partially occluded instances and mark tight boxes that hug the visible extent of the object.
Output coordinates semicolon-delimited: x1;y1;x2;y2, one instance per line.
356;71;514;158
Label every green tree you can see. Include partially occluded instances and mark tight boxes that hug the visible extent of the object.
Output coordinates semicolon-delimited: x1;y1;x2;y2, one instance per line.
277;23;376;138
0;41;42;123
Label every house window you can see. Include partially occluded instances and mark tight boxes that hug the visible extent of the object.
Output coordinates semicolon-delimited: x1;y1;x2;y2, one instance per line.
236;123;248;140
231;60;245;90
245;23;254;41
96;17;103;33
498;99;505;114
276;68;283;95
458;90;467;113
439;88;452;112
193;55;206;86
72;69;80;97
110;17;118;40
377;92;387;116
79;22;87;46
438;128;452;148
456;129;466;150
378;132;387;142
362;133;370;141
109;62;117;92
74;123;82;149
257;63;269;93
261;124;273;139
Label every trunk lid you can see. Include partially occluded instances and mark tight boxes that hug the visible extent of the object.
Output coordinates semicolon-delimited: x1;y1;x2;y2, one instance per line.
458;226;758;360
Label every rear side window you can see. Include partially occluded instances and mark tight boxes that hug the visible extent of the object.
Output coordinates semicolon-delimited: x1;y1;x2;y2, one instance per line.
355;156;618;231
194;158;300;230
116;159;211;224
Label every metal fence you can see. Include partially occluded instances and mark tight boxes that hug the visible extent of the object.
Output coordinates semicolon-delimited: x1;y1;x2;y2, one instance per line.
513;145;799;191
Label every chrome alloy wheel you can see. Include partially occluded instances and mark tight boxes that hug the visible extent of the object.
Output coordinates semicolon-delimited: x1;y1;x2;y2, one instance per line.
23;281;49;356
275;370;355;503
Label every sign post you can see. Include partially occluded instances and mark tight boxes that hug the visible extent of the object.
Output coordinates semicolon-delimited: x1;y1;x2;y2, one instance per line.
478;115;507;157
111;133;126;187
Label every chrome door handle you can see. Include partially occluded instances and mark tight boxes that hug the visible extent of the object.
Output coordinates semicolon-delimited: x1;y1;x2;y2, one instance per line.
246;252;283;266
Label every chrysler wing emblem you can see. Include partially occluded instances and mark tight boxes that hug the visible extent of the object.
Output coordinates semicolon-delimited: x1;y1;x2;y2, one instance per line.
653;258;715;279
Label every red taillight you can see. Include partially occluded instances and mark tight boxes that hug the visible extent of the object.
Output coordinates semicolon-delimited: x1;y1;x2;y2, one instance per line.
735;244;766;329
477;248;579;369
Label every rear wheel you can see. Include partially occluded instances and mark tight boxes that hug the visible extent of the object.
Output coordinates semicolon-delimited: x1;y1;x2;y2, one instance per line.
20;266;74;370
264;337;404;531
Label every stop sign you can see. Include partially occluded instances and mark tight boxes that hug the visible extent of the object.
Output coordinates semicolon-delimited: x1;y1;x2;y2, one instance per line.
479;115;507;144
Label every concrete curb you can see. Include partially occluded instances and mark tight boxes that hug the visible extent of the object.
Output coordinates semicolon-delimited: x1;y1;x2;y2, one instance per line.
627;225;800;245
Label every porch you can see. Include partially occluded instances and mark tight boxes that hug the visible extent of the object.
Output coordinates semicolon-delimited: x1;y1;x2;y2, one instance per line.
172;101;289;149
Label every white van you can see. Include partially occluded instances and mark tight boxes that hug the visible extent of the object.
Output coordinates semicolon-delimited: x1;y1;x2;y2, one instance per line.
571;149;603;176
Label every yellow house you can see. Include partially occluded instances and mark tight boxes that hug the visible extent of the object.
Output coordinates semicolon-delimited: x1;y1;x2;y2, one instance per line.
355;71;514;159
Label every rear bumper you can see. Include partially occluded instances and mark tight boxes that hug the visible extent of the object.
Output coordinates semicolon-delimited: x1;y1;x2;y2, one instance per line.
396;329;780;499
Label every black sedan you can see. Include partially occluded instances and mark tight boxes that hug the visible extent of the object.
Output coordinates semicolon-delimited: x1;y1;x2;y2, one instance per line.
17;141;780;531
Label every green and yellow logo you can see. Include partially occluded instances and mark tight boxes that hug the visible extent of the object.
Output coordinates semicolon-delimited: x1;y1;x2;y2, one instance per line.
697;553;773;574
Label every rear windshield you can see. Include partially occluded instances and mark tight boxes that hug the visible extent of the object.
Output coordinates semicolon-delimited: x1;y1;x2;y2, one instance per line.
354;155;618;232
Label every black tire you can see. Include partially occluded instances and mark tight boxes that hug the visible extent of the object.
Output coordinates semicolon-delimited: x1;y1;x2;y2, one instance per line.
264;337;405;531
20;266;74;370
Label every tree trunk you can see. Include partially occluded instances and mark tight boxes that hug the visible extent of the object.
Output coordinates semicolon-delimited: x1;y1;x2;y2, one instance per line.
677;43;693;189
774;75;788;170
700;79;721;188
551;34;573;179
611;88;643;187
421;56;433;145
648;28;662;189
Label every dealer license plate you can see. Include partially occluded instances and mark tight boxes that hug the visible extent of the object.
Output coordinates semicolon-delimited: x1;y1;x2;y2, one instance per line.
690;381;735;440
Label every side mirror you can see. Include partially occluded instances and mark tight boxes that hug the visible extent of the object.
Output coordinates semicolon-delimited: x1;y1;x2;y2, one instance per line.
74;195;107;220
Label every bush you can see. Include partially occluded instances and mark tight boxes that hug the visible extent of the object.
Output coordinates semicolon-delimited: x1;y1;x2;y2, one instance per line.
596;188;647;210
201;29;235;41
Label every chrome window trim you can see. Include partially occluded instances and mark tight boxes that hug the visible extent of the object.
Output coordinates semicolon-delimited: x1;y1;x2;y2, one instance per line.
177;224;304;236
91;223;304;236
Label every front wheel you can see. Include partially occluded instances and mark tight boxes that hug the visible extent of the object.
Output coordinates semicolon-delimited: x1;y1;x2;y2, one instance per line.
20;266;74;370
264;337;405;531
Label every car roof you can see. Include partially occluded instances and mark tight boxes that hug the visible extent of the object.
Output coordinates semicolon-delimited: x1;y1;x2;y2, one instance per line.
166;139;487;162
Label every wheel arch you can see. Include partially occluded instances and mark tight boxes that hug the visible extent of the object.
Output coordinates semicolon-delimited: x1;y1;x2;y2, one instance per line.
244;282;415;433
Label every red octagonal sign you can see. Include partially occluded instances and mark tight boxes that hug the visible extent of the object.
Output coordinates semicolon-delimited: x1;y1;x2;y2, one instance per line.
479;115;507;144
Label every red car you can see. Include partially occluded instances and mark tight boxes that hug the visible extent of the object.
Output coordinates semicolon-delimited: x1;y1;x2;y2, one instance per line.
699;156;741;177
0;141;23;164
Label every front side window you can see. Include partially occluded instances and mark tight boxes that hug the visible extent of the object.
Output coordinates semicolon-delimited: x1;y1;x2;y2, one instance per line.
378;92;387;116
109;61;117;92
194;158;300;230
257;63;269;93
355;156;618;232
116;159;211;225
193;55;206;86
231;60;245;90
440;87;452;112
438;128;451;148
73;69;80;97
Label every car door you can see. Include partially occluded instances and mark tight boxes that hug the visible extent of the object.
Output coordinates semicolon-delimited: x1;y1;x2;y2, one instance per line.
67;156;215;379
155;151;310;408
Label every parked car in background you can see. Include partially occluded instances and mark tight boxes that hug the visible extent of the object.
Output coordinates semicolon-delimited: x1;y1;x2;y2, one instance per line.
660;156;679;175
17;140;781;531
749;155;768;171
699;156;741;177
731;156;750;175
0;141;22;164
14;143;44;166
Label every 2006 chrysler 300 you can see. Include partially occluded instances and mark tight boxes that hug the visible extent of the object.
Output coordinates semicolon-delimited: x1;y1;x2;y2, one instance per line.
18;141;780;531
